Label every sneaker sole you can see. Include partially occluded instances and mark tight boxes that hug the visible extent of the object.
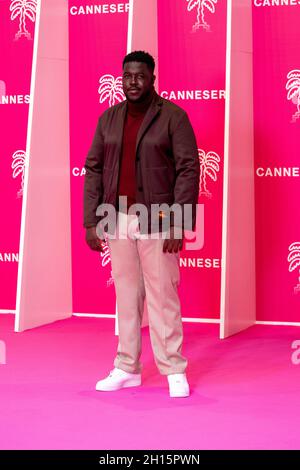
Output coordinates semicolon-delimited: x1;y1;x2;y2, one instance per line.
169;389;190;398
96;379;141;392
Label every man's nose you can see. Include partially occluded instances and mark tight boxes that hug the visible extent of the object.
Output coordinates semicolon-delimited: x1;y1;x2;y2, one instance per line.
130;76;137;86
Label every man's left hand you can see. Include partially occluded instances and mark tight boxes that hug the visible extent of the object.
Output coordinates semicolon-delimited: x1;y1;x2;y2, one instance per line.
163;225;184;253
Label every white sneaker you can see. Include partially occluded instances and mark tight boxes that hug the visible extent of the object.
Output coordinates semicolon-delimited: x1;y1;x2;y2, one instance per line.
95;367;141;391
167;373;190;398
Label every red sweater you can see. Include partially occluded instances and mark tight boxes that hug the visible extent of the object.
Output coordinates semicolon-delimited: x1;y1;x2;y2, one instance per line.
118;91;154;211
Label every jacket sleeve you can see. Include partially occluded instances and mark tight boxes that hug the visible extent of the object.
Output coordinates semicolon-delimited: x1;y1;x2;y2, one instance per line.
171;111;200;231
83;117;104;228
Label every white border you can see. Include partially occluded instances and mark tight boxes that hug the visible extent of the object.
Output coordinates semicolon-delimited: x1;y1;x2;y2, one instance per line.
256;321;300;327
2;310;299;327
73;316;300;326
14;0;41;333
182;318;220;323
73;313;116;319
220;0;232;340
127;0;133;54
74;313;220;323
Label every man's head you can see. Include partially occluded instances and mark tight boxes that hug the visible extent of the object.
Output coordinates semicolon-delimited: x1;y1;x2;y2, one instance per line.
122;50;156;103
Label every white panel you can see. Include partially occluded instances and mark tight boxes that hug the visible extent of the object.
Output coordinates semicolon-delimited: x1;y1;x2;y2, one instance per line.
220;0;256;338
15;0;72;331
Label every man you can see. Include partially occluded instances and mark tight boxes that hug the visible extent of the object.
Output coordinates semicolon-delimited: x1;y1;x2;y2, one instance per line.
83;51;199;398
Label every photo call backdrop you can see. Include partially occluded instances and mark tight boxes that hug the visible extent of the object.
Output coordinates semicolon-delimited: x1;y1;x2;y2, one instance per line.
0;0;299;326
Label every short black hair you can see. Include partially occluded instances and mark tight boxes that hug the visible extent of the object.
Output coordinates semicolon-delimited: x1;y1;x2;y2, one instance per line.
123;50;155;73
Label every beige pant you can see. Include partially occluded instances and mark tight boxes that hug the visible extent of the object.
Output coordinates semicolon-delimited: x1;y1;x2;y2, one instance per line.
106;212;187;375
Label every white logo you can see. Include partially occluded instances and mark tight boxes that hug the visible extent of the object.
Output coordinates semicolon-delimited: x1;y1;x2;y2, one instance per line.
286;69;300;123
11;150;26;198
186;0;218;33
254;0;300;7
0;253;19;262
72;167;86;177
287;242;300;294
160;89;225;100
70;3;130;16
100;243;114;287
98;74;125;107
0;94;30;105
10;0;37;41
198;149;220;198
256;167;300;178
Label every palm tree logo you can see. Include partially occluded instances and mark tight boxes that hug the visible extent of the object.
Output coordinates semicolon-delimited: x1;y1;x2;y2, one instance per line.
11;150;26;198
98;74;125;107
286;69;300;123
287;242;300;294
198;149;220;198
186;0;218;32
10;0;37;41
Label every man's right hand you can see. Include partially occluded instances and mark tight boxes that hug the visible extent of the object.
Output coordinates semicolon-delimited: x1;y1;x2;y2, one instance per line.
85;226;106;252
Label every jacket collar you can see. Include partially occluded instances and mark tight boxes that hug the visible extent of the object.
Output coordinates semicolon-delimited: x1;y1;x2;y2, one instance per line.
135;90;163;153
117;90;163;154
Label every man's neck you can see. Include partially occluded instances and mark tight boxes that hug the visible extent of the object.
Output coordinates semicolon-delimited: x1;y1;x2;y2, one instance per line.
127;88;155;116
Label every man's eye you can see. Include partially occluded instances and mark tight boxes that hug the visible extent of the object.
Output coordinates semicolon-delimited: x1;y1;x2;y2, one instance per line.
123;74;144;79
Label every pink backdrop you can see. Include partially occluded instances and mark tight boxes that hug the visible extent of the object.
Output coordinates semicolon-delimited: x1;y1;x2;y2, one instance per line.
69;0;226;318
1;0;299;324
69;1;129;314
0;0;35;310
157;0;227;318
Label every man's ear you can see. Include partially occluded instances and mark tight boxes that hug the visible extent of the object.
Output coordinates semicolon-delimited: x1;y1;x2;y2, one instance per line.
152;74;156;84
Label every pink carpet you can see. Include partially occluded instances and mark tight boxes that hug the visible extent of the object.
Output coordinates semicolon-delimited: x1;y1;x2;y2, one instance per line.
0;314;300;450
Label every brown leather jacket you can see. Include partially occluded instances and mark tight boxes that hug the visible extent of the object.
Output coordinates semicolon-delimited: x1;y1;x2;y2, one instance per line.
83;90;200;233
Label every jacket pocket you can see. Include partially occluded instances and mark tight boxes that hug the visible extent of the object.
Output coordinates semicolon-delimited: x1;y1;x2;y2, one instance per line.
149;166;175;195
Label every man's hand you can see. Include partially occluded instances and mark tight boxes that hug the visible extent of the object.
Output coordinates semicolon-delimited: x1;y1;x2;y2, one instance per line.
163;225;184;253
85;226;106;252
